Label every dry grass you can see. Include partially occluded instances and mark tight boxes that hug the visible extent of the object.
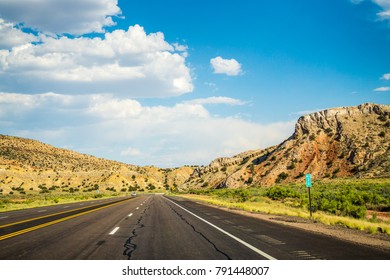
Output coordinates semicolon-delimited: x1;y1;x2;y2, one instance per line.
0;193;122;212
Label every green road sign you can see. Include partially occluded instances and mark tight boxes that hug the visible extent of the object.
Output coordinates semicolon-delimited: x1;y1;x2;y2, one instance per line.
306;174;312;188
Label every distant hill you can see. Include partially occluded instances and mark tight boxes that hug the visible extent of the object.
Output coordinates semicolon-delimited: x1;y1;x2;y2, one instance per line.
0;103;389;195
0;135;194;195
181;103;390;190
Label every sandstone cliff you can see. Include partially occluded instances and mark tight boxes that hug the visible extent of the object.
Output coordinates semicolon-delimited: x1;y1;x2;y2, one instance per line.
181;103;390;189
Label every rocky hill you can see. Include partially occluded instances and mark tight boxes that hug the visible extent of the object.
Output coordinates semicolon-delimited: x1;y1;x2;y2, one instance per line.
0;103;388;195
0;135;194;195
181;103;390;190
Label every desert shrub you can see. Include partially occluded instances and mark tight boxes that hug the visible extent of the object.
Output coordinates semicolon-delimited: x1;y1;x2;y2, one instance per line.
276;172;288;183
265;186;301;200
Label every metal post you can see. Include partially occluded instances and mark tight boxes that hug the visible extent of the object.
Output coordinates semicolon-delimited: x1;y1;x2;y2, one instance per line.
308;187;312;218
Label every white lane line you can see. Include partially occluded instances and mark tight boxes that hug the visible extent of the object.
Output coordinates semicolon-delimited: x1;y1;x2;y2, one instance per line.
0;216;9;219
79;204;84;206
140;204;143;206
165;197;277;260
38;210;47;213
136;207;139;210
63;206;69;208
128;213;133;217
109;227;120;235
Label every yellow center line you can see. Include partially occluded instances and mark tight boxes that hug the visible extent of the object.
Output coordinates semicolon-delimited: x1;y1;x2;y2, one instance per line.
0;199;130;241
0;198;131;229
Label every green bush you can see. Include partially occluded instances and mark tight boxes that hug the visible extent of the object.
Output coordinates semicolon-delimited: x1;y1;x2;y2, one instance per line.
265;186;301;200
276;172;288;183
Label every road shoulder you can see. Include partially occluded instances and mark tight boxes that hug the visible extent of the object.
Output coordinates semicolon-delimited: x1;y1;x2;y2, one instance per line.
174;195;390;251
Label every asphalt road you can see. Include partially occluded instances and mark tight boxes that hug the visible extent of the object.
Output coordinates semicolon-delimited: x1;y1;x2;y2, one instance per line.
0;194;388;260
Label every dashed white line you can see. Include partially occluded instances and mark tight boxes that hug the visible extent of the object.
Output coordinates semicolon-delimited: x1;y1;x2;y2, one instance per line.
0;216;9;219
109;227;120;235
63;206;69;208
38;210;47;213
128;213;133;217
136;207;139;210
164;197;277;260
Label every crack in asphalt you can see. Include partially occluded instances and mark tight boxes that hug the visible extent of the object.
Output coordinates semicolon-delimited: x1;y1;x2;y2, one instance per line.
166;200;232;260
123;205;149;260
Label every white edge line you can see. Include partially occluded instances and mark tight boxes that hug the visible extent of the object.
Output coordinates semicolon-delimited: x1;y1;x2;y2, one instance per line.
164;197;277;260
109;227;120;235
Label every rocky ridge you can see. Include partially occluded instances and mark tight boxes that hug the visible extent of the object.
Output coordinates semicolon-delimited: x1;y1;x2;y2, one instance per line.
181;103;390;190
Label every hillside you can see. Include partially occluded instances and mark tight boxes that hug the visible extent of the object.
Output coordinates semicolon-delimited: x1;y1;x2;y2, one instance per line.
0;103;389;195
0;135;194;195
181;103;390;190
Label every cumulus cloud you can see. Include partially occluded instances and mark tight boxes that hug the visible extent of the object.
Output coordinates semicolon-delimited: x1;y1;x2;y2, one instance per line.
210;56;243;76
0;0;121;35
0;19;37;49
0;92;294;167
0;25;193;97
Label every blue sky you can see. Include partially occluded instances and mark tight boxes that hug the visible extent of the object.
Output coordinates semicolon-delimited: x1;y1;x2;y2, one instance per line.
0;0;389;167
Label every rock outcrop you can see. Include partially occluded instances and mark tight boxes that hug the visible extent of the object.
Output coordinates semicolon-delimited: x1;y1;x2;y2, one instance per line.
181;103;390;189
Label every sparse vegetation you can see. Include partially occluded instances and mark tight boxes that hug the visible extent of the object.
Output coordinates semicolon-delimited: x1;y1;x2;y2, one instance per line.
276;172;288;183
181;178;390;234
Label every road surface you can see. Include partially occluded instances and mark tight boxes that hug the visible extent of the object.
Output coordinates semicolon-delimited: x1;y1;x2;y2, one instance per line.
0;194;388;259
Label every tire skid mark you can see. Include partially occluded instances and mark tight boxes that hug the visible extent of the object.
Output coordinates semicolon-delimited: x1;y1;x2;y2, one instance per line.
166;200;232;260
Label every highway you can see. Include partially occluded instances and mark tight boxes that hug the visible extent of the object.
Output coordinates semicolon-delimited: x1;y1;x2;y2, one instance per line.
0;194;388;260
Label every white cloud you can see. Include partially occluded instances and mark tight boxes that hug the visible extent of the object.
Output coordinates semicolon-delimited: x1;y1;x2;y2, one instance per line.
0;0;121;35
183;96;246;106
0;25;193;97
353;1;390;22
373;0;390;20
0;92;295;167
210;56;243;76
374;86;390;91
87;95;142;119
290;108;326;116
120;147;142;157
0;19;37;49
381;73;390;80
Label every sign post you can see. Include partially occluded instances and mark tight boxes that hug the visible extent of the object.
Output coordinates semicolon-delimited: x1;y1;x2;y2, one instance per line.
306;174;312;218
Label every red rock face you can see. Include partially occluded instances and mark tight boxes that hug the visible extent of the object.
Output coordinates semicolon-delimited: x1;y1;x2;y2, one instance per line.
183;103;390;189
